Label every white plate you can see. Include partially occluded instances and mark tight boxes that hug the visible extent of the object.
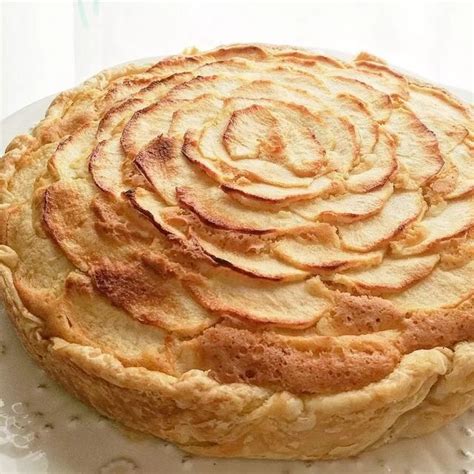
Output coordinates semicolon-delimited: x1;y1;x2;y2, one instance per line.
1;51;473;474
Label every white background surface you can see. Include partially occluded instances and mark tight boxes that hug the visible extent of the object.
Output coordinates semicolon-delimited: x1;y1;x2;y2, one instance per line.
1;0;473;120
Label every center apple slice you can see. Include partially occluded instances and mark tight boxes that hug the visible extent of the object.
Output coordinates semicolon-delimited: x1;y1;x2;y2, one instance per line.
223;103;326;177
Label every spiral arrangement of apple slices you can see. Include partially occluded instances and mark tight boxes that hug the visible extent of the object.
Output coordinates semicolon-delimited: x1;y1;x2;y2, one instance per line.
4;44;474;394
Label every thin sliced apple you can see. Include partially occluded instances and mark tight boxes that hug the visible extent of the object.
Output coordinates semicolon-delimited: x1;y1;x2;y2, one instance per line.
386;260;474;311
165;74;243;101
392;197;474;255
227;159;314;188
176;184;314;234
42;180;156;271
335;93;379;155
125;187;183;237
121;76;228;158
224;66;377;157
63;271;171;365
223;104;326;177
195;58;256;78
98;98;145;141
446;141;474;199
345;129;398;192
186;125;330;206
183;130;244;182
316;112;357;174
221;177;335;204
89;137;126;196
201;44;269;62
385;107;444;187
42;180;101;271
90;259;217;335
183;129;314;188
407;83;472;154
136;72;195;102
168;94;223;137
354;52;387;64
266;64;329;94
122;76;243;159
331;255;439;294
196;58;330;94
146;54;207;75
197;97;301;179
137;134;316;234
230;85;357;173
273;225;383;272
190;228;309;281
353;60;409;98
128;187;308;281
338;191;425;251
321;75;392;122
134;134;201;205
100;76;153;111
222;103;284;160
186;267;330;327
98;72;194;140
339;61;408;99
161;126;324;204
43;178;216;334
49;124;96;180
271;51;346;72
292;182;393;223
232;78;325;112
121;99;185;158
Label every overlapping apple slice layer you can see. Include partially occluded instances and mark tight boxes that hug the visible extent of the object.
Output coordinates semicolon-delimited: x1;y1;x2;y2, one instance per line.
6;44;474;394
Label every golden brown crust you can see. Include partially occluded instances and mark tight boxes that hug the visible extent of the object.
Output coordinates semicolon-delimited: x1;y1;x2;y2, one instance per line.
191;325;401;394
318;293;405;335
1;43;474;460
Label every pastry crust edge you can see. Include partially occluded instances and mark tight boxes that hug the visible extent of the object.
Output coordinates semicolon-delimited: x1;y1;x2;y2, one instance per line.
2;260;474;460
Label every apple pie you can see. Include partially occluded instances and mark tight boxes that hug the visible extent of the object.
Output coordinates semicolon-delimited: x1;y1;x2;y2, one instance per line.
1;44;473;459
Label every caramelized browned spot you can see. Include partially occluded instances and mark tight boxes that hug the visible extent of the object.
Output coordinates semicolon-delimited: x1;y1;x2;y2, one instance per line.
37;114;92;145
206;45;268;61
399;309;474;353
91;195;154;244
194;326;400;394
90;261;167;323
89;259;216;335
135;135;177;167
321;293;405;335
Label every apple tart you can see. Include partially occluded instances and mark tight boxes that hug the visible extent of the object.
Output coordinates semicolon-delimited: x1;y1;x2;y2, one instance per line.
1;44;474;459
